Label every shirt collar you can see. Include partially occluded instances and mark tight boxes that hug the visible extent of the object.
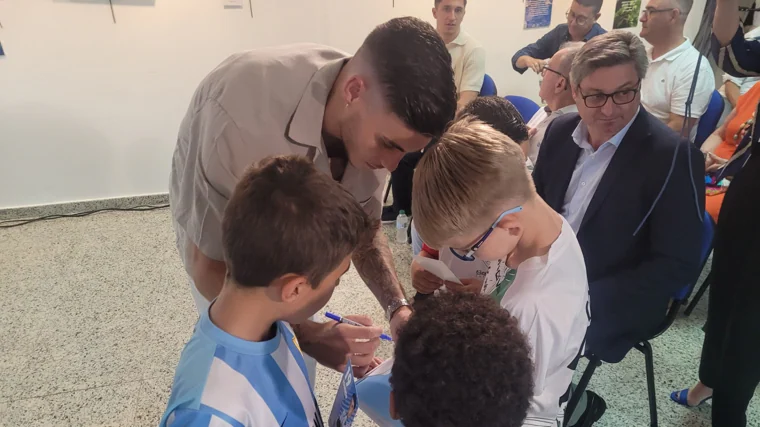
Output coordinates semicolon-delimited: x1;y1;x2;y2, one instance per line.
572;106;641;149
286;56;349;148
554;104;579;115
566;23;605;42
648;38;693;63
448;30;469;46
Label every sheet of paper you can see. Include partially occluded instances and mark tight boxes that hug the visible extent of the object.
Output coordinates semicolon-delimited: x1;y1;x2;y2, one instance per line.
328;360;359;427
413;255;461;284
222;0;244;8
356;358;403;427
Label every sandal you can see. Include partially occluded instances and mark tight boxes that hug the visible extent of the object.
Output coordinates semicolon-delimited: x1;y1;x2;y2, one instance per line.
670;388;712;408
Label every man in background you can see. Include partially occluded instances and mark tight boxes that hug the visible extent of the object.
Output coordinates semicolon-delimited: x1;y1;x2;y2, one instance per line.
512;0;605;75
722;26;760;108
639;0;715;139
382;0;484;222
525;42;582;166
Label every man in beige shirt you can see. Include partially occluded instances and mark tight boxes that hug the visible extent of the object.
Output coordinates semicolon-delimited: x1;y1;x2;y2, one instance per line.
381;0;485;223
434;0;486;111
170;17;457;378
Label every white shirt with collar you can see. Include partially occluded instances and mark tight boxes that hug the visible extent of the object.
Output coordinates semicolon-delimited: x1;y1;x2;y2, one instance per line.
446;30;486;94
562;108;640;233
526;103;579;165
641;38;715;141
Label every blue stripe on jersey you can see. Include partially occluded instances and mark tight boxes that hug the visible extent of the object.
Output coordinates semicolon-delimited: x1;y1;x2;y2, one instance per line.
280;326;310;385
198;404;246;427
214;344;309;427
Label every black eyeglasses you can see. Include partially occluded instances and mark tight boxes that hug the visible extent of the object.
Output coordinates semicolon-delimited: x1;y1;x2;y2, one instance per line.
566;10;591;26
578;80;641;108
449;206;523;262
541;65;566;80
640;7;675;18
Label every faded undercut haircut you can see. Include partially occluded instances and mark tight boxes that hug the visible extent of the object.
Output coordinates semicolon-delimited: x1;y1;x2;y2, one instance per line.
222;155;376;288
576;0;604;14
412;118;534;249
357;17;457;138
570;30;648;89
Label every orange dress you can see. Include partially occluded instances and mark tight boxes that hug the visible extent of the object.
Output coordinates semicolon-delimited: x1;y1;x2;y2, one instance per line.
706;83;760;222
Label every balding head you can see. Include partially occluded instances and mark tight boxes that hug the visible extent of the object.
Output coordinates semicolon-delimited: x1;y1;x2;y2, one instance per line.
556;42;585;75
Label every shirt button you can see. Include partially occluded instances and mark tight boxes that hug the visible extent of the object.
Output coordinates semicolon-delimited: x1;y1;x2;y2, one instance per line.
581;182;587;186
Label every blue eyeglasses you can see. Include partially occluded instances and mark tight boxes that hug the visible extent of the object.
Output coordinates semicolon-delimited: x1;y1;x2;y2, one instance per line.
449;206;524;261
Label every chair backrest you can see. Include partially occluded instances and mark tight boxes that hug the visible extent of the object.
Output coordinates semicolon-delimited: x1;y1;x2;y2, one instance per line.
694;90;725;148
504;95;541;122
480;74;497;96
673;210;716;302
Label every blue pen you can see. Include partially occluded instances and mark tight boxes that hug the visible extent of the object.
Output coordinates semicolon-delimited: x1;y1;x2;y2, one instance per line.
325;312;393;341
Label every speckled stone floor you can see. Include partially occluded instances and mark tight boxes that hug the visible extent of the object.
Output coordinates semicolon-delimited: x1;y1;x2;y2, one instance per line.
0;208;757;426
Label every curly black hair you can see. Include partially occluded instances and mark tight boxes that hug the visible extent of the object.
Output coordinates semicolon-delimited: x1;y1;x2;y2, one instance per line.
457;96;530;144
390;292;534;427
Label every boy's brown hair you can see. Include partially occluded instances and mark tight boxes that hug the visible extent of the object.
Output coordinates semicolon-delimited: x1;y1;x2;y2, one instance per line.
222;155;376;288
412;118;534;249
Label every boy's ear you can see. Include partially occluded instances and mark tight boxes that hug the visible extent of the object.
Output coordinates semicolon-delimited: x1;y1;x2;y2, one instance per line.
278;274;311;303
389;390;399;420
495;214;521;234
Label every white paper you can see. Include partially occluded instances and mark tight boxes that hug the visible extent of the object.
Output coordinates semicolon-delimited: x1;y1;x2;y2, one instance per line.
413;255;462;284
222;0;244;7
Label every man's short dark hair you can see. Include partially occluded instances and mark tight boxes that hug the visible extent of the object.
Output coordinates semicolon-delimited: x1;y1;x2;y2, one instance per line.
222;155;375;288
456;96;530;144
576;0;603;14
391;292;534;427
435;0;467;6
358;17;457;137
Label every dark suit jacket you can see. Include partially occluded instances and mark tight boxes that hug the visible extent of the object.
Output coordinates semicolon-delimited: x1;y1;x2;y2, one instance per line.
533;109;705;363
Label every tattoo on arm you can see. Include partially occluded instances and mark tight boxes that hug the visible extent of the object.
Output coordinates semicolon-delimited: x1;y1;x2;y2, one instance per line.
352;227;406;308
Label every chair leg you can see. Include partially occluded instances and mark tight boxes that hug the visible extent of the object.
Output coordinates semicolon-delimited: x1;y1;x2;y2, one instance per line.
635;342;658;427
383;178;392;204
685;271;713;316
565;358;600;421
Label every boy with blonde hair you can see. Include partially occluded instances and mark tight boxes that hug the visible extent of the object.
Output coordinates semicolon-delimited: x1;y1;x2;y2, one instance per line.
413;119;590;426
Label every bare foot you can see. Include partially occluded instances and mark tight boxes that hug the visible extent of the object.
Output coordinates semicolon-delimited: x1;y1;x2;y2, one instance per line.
687;382;713;406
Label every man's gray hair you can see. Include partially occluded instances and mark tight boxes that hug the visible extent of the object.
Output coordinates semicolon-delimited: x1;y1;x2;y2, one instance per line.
557;42;585;75
570;30;648;88
672;0;693;22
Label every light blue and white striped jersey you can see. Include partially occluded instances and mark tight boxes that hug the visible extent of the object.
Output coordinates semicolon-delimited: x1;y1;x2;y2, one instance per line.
160;312;323;427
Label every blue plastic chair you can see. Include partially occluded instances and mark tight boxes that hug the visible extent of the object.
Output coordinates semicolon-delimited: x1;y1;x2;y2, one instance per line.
694;90;725;148
479;73;497;96
566;211;715;427
505;95;541;122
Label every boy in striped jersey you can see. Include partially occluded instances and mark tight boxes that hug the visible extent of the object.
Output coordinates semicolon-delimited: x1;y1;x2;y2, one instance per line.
161;155;377;427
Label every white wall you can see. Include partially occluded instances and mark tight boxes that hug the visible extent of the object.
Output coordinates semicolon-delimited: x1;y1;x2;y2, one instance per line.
0;0;706;209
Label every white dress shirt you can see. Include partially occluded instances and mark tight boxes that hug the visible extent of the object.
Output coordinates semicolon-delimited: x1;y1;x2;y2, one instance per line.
526;104;579;165
562;109;639;233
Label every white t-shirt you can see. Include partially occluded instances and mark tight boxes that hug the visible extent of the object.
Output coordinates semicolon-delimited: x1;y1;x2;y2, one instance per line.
481;217;590;427
641;38;715;141
447;30;486;94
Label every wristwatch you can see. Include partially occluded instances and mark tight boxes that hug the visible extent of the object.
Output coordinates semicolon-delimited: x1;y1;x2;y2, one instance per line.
385;298;411;322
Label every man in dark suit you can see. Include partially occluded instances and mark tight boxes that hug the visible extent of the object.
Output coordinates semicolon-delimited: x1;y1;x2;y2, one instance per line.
533;30;705;425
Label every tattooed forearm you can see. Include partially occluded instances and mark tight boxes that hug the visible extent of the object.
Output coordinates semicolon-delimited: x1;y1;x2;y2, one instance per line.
352;227;406;308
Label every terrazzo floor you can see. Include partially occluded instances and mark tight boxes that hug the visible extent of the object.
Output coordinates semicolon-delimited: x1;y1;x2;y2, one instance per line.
0;208;758;426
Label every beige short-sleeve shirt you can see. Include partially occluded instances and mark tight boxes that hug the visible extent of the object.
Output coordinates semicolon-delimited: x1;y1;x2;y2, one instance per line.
447;30;486;94
170;44;387;273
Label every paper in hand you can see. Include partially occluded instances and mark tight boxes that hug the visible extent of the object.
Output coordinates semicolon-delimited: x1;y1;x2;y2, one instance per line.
356;358;403;427
413;255;462;284
328;359;359;427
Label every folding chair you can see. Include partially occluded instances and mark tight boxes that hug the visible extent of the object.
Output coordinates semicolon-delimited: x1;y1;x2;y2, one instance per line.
566;211;715;426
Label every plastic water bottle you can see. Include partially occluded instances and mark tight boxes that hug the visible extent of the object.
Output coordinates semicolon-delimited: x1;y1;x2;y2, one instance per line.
395;210;409;243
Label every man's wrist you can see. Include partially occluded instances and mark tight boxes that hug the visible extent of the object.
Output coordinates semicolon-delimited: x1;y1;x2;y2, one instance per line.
386;298;411;321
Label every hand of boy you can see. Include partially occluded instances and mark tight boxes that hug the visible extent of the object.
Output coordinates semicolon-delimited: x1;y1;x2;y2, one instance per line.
444;278;482;294
299;316;383;378
411;260;444;295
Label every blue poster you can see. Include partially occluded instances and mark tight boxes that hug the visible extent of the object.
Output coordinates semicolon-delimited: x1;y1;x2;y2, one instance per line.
525;0;553;29
328;359;359;427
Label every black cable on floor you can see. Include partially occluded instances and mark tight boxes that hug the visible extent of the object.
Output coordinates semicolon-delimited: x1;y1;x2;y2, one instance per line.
0;204;170;229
